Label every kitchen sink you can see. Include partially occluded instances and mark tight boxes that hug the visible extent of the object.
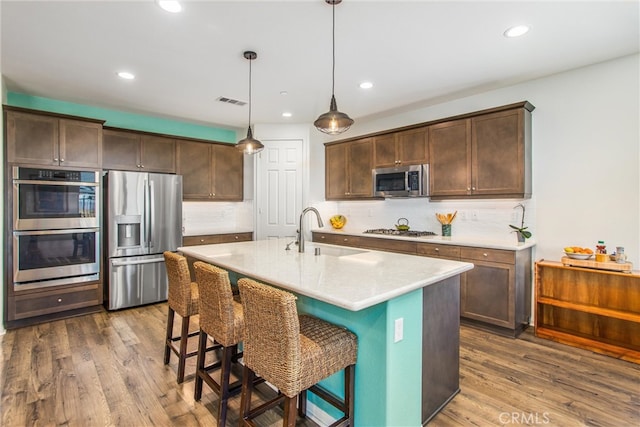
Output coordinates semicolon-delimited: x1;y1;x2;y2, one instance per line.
306;245;365;258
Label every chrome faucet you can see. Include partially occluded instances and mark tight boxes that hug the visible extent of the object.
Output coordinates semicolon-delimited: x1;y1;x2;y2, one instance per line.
298;207;324;253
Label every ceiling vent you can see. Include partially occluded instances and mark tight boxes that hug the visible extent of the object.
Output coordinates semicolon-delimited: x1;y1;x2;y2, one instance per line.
216;96;247;106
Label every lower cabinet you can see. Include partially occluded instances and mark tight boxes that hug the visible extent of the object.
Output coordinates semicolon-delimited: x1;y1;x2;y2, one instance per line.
182;232;253;279
7;282;103;328
313;232;532;337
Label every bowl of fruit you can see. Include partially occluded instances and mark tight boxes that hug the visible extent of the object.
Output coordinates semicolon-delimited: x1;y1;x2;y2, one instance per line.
564;246;594;260
329;214;347;230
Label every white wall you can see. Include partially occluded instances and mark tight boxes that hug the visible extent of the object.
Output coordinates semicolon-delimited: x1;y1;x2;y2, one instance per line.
307;54;639;266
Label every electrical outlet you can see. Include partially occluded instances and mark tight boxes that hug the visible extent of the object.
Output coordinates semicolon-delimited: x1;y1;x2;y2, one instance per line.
471;210;479;221
458;210;467;221
394;318;403;343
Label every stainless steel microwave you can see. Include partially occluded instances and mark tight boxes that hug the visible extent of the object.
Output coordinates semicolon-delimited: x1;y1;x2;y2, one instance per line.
372;164;429;198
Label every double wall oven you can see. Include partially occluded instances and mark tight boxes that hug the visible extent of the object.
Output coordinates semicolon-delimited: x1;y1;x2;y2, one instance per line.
12;167;100;290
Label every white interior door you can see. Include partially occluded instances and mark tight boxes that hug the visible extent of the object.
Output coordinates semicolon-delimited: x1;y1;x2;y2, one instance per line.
256;139;303;240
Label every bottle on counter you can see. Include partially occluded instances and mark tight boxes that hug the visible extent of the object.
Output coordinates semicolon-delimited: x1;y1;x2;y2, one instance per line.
595;241;607;262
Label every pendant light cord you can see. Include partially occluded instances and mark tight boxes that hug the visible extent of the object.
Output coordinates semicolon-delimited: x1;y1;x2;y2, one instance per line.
331;1;336;97
248;56;252;129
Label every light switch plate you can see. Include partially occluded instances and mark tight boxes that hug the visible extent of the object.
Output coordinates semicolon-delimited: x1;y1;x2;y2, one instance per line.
394;318;403;342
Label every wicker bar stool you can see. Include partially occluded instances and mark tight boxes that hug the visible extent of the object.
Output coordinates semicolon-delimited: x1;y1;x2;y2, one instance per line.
237;278;358;427
163;251;214;383
193;261;245;427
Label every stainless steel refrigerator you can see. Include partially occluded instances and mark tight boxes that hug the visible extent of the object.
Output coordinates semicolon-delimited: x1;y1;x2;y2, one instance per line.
104;171;182;310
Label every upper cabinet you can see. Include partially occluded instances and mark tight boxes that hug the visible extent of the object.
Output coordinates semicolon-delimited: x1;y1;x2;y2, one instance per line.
373;127;428;168
5;109;103;168
102;129;176;173
429;102;534;199
177;140;243;201
326;138;375;200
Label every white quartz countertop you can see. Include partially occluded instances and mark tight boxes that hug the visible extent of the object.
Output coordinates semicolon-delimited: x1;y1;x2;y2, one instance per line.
314;228;536;251
178;238;474;311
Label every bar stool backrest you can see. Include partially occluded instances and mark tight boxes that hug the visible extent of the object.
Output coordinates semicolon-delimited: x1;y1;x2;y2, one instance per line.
238;278;302;397
193;261;242;347
164;251;197;317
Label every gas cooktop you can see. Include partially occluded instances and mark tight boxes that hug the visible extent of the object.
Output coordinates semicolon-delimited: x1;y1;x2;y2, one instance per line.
363;229;437;237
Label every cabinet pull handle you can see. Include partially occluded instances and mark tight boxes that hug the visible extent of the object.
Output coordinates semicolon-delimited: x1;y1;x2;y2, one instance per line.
57;298;63;303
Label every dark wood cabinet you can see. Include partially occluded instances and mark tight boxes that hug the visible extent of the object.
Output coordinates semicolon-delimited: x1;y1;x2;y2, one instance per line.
373;127;428;167
102;129;176;173
177;140;243;201
428;119;471;198
535;261;640;364
429;103;533;199
325;138;375;200
6;109;103;168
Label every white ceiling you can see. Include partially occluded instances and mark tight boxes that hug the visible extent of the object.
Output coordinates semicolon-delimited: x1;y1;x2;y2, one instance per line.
2;1;639;132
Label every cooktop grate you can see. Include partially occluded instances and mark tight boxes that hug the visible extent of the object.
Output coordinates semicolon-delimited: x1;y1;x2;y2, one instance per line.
363;229;436;237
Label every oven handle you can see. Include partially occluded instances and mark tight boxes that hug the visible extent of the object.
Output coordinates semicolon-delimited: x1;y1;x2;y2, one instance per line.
111;258;165;267
13;228;100;236
13;179;99;186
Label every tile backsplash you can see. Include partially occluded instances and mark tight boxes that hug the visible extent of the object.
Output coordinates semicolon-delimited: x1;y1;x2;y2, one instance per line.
182;201;254;236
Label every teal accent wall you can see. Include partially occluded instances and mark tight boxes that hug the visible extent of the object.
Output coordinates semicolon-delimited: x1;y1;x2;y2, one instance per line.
297;291;423;427
6;92;237;143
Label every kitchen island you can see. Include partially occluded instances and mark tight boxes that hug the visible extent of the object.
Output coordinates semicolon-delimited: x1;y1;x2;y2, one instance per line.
179;238;473;426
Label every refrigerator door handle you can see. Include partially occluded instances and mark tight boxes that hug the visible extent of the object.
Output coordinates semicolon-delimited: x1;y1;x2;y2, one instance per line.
149;179;155;249
144;178;151;249
111;257;165;267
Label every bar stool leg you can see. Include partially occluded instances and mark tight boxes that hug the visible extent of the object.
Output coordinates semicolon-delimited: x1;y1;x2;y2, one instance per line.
216;345;234;427
298;390;307;418
194;330;208;400
177;316;191;383
164;307;176;365
239;365;255;425
283;396;297;427
346;364;355;425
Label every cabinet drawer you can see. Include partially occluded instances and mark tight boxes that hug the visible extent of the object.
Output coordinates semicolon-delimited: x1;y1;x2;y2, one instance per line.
360;236;416;254
12;284;101;320
183;232;253;246
460;247;514;264
312;233;362;248
417;243;461;259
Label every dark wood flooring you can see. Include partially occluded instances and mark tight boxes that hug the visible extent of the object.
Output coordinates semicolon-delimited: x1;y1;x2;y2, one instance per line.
1;303;638;426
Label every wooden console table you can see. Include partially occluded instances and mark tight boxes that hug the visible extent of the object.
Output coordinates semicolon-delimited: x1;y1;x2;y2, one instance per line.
535;260;640;364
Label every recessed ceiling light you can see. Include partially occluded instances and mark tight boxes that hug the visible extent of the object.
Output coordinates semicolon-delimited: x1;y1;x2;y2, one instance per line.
280;91;288;96
117;71;135;80
359;81;373;89
504;25;530;38
157;1;182;13
282;112;292;118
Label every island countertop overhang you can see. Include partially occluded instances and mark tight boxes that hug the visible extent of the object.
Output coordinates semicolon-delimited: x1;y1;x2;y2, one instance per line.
178;238;474;311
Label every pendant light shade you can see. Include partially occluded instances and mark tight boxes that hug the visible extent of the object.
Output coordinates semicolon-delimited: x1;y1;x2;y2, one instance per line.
314;0;353;135
236;51;264;154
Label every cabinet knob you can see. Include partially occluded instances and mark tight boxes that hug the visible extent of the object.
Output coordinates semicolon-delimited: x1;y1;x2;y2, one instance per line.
435;247;439;251
209;193;213;197
54;158;59;161
200;239;205;243
235;236;239;240
60;158;65;162
137;164;141;168
140;164;145;168
57;298;63;303
472;187;476;191
321;236;325;240
212;193;216;197
343;238;349;242
483;253;488;257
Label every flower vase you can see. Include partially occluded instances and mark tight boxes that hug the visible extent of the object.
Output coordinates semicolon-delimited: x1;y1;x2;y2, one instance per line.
442;224;451;237
517;233;525;243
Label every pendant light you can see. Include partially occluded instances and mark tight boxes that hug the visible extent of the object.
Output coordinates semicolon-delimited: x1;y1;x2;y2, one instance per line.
236;51;264;154
314;0;354;135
